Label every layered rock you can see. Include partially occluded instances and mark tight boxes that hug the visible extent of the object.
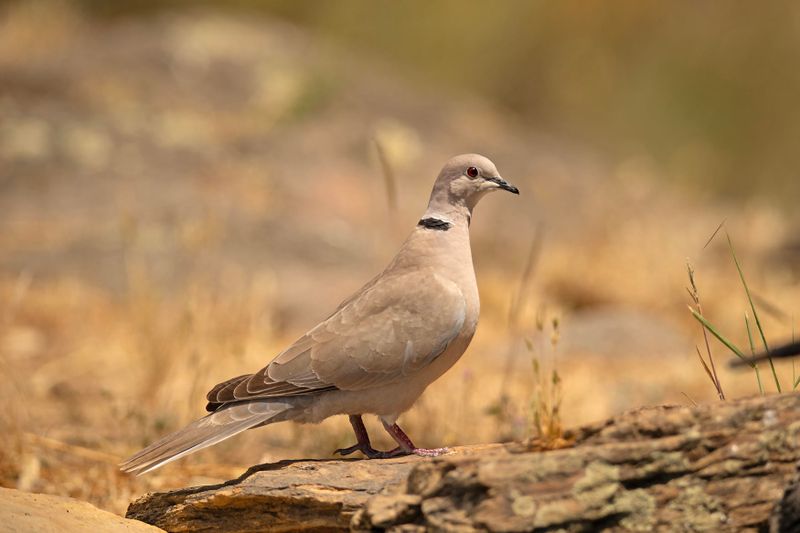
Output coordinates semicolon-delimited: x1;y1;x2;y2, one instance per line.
127;394;800;532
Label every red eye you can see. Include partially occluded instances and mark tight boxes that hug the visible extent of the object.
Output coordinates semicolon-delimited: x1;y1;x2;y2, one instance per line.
466;166;479;178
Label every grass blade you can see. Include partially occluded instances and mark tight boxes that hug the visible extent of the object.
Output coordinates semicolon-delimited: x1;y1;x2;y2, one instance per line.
726;232;781;392
680;392;698;407
690;307;749;361
372;138;397;214
686;260;724;399
744;313;764;395
702;218;726;250
695;346;715;383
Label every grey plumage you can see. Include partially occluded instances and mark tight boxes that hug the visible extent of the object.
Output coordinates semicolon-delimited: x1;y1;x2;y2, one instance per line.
120;400;301;474
120;153;518;474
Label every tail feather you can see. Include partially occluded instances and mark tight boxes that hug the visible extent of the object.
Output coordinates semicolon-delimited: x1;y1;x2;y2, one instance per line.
120;400;293;475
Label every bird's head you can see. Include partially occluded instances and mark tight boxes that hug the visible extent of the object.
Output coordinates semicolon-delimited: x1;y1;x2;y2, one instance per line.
429;154;518;213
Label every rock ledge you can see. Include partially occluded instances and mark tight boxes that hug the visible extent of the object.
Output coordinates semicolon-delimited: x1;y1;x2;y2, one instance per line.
127;394;800;532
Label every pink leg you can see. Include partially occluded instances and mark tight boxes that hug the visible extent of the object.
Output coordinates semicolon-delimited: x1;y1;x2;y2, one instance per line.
334;415;404;459
381;421;449;457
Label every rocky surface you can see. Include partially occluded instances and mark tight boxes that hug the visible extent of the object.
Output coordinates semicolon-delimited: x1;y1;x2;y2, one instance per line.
125;446;499;532
127;394;800;532
0;486;163;533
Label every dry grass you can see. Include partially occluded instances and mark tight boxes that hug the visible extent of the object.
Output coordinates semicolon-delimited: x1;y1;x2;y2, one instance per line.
527;316;568;450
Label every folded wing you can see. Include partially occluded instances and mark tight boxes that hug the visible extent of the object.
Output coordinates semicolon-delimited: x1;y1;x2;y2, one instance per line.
206;271;466;410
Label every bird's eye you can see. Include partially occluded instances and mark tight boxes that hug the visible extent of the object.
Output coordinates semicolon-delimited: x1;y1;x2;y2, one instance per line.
466;167;479;178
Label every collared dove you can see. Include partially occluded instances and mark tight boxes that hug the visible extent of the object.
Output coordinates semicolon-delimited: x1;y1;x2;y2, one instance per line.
121;154;519;474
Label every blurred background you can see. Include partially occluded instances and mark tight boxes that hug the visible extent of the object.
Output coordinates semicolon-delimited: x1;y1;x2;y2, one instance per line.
2;0;800;514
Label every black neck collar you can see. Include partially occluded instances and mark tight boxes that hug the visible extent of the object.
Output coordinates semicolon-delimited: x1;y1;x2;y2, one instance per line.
417;217;452;231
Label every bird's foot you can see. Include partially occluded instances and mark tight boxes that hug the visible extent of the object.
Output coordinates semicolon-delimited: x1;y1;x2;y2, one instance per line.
380;421;450;458
337;416;450;459
334;444;450;459
334;443;405;459
410;446;449;457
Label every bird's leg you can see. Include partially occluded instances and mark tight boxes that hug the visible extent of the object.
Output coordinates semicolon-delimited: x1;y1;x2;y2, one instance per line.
381;421;449;457
334;415;402;458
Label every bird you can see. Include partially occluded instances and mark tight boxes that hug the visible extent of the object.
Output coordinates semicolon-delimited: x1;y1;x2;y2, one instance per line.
120;153;519;474
729;339;800;367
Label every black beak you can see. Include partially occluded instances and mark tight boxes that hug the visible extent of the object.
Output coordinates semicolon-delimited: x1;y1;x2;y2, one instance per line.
487;176;519;195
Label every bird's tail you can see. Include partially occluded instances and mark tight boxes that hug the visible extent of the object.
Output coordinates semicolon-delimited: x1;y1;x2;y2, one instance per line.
120;400;294;475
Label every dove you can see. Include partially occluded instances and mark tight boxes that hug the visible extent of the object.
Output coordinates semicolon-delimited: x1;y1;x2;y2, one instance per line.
121;153;519;474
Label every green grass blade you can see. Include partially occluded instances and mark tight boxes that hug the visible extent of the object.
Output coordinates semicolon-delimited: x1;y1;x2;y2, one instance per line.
744;313;764;395
726;233;781;392
690;308;748;360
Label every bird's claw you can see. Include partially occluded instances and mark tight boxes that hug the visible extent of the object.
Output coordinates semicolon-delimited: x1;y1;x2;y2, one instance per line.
333;444;361;457
334;444;450;459
334;444;406;459
410;446;449;457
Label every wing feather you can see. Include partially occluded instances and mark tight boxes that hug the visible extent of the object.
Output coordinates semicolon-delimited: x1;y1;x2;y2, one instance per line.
205;271;466;411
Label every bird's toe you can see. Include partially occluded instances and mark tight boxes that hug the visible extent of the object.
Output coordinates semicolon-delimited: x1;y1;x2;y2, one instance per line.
333;444;361;456
412;447;450;457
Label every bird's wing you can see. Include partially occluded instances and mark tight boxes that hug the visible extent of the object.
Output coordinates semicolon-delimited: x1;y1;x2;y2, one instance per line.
206;270;466;408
